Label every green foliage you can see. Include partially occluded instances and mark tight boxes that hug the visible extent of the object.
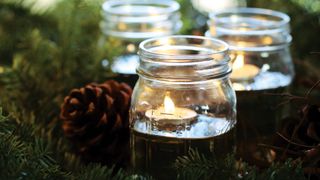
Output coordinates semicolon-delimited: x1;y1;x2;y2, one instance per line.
0;109;143;179
254;160;305;180
0;0;108;123
176;0;195;34
0;0;124;178
0;109;69;179
247;0;320;61
0;1;55;67
74;164;148;180
175;149;306;180
291;0;320;13
175;149;238;180
0;0;315;179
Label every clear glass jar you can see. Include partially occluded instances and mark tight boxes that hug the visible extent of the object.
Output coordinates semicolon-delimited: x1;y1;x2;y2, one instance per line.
100;0;182;76
130;35;236;178
207;7;294;91
207;8;294;165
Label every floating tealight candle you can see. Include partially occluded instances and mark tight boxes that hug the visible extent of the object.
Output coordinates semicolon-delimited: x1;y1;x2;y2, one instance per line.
230;54;260;81
145;94;197;126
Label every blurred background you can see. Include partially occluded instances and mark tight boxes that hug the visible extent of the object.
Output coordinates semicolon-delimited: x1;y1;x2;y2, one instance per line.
0;0;319;94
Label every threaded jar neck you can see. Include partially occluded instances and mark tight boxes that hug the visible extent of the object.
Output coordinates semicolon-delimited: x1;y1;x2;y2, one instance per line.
208;8;292;52
101;0;182;40
138;35;231;82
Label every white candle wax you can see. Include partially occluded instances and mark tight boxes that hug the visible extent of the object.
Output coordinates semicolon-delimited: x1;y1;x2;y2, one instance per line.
145;95;197;125
145;107;197;124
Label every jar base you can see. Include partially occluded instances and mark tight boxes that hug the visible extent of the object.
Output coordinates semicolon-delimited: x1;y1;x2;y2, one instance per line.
131;127;235;179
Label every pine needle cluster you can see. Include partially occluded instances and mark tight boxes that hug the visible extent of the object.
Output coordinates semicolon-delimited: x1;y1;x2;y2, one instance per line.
175;149;305;180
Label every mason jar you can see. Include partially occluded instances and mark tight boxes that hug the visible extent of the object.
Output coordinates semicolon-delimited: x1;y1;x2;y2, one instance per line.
100;0;182;86
207;8;294;165
130;35;236;178
207;7;294;91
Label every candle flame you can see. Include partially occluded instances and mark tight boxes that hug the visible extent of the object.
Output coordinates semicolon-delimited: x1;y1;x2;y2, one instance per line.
233;54;244;70
164;95;175;114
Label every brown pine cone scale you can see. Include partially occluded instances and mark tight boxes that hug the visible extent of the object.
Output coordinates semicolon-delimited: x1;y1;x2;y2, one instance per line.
60;80;132;167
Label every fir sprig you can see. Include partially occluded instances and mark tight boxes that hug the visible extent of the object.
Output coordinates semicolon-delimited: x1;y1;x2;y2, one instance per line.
0;109;69;179
175;149;305;180
0;108;145;179
0;0;119;176
175;149;237;180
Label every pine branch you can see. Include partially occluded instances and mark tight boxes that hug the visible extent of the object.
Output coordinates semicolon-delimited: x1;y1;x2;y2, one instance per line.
175;149;238;180
0;1;124;178
0;108;69;179
74;164;146;180
0;107;138;179
291;0;320;13
174;149;306;180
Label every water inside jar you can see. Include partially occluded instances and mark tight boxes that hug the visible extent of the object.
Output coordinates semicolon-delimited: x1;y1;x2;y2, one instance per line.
131;114;235;179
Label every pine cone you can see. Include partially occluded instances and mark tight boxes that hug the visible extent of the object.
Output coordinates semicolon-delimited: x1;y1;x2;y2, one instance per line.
60;80;132;167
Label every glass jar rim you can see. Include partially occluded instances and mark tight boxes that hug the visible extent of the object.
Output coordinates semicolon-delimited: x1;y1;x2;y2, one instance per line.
208;7;290;39
209;7;290;29
139;35;229;61
207;7;291;52
102;0;180;16
204;30;292;52
137;35;231;82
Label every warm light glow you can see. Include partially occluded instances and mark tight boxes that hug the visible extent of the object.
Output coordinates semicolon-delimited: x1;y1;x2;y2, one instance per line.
118;22;127;31
127;44;136;53
230;53;260;81
230;15;239;22
158;38;171;46
164;95;175;114
192;0;238;14
233;54;244;70
263;36;273;45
